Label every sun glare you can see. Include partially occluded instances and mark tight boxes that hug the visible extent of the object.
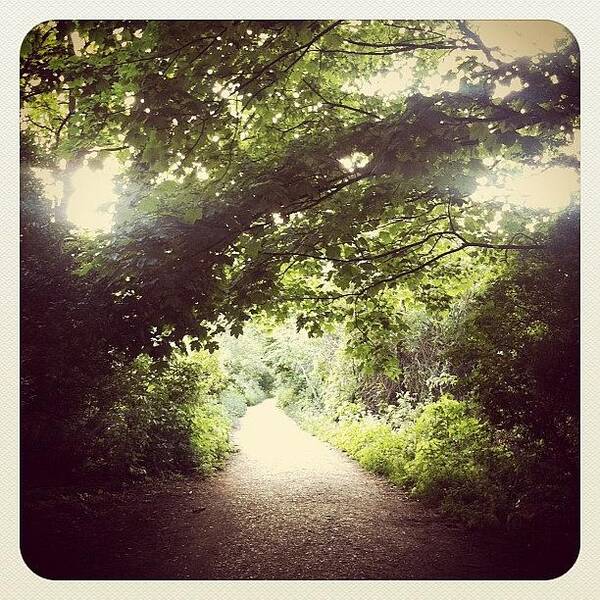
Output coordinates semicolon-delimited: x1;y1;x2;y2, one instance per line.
473;164;579;212
35;157;121;233
67;158;120;232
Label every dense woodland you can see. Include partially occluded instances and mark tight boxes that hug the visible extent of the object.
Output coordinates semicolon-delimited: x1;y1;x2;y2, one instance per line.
21;19;579;566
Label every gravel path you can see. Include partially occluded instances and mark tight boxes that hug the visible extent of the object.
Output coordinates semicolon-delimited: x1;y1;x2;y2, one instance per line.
23;399;535;580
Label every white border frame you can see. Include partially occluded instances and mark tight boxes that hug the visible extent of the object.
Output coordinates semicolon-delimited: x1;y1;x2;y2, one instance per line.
2;2;598;598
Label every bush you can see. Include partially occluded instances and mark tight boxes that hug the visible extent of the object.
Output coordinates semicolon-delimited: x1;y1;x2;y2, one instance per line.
88;349;231;478
399;396;510;525
220;389;248;421
330;418;390;458
189;402;232;474
298;395;511;527
355;428;407;482
302;413;408;483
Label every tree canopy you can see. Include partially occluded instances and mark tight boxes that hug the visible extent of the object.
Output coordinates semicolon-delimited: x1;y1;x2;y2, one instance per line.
20;20;579;354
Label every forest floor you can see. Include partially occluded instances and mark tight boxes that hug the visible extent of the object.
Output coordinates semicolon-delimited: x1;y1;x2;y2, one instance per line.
22;398;568;580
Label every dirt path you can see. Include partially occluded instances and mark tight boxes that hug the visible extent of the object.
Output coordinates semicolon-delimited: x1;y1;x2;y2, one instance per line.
23;399;540;580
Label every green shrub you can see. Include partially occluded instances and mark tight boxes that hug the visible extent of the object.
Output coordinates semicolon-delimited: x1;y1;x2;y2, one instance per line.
189;401;232;474
296;395;511;527
89;349;232;478
220;389;248;421
305;414;408;482
274;385;296;409
355;427;407;481
330;418;388;458
399;395;509;525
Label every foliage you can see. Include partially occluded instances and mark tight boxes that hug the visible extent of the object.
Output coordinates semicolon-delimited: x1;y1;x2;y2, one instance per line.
399;396;508;524
296;395;507;527
217;325;275;410
20;20;578;555
444;207;580;529
265;205;579;529
188;401;231;475
447;207;579;447
21;20;579;356
90;350;230;478
267;322;336;412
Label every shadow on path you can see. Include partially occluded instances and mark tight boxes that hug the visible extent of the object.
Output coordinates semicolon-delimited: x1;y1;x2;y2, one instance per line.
22;399;547;580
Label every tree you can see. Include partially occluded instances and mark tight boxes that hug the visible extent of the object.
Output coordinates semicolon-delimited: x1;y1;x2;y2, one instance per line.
21;20;579;355
20;165;116;480
447;206;579;453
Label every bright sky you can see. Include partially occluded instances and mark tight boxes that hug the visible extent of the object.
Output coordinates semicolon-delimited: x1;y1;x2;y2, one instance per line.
471;157;580;226
68;158;120;231
36;157;120;232
41;20;578;232
473;20;573;59
357;20;579;215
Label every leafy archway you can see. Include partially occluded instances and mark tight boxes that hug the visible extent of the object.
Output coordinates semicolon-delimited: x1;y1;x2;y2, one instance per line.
21;20;579;355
